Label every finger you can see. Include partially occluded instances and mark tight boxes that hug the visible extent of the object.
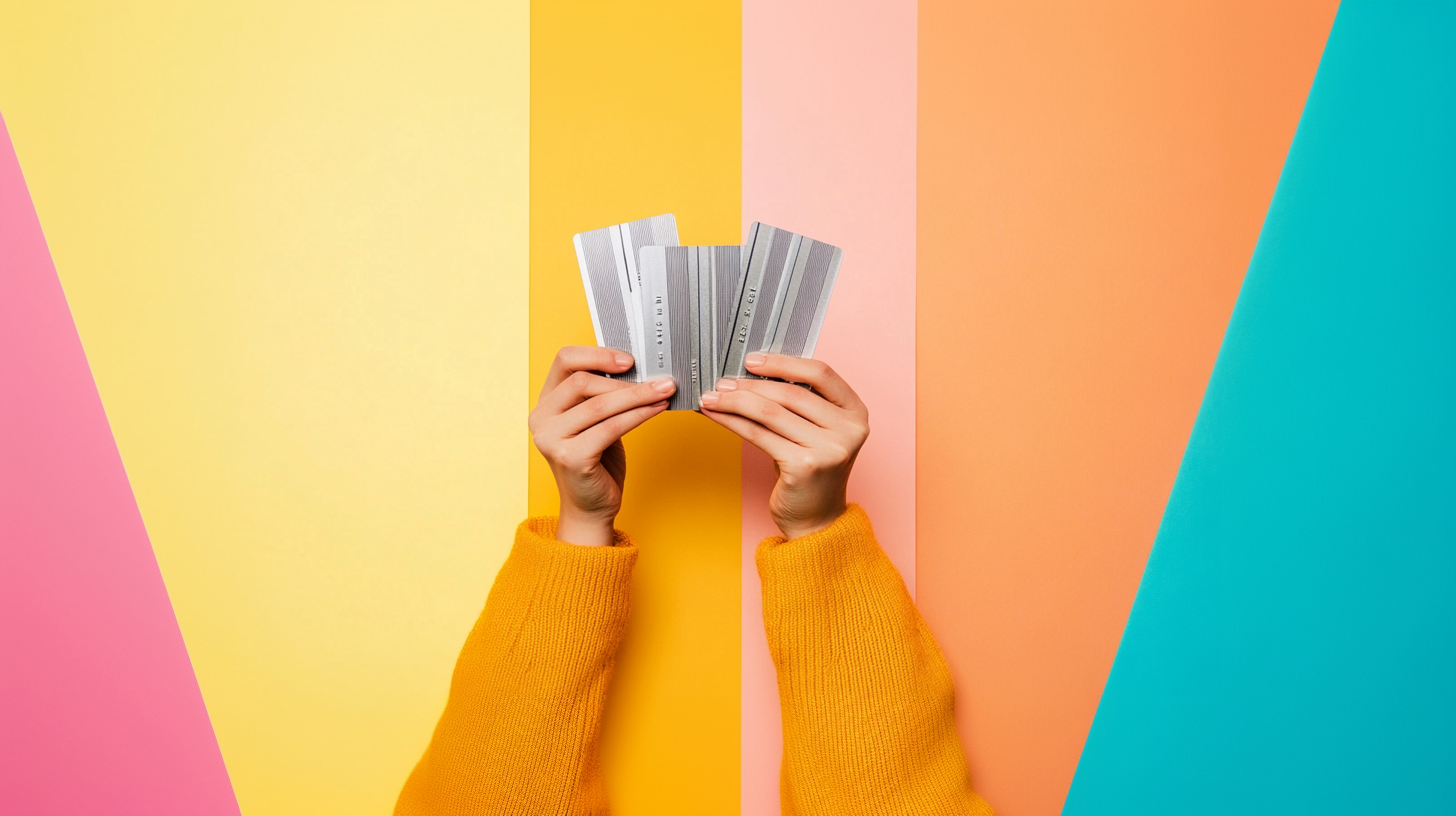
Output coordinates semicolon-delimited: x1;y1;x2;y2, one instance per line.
699;388;820;446
555;377;676;437
536;369;632;417
742;353;865;415
715;377;840;428
572;400;670;457
541;346;634;399
700;405;802;462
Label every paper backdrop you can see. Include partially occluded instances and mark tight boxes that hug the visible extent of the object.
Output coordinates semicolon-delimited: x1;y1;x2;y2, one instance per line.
2;2;1451;815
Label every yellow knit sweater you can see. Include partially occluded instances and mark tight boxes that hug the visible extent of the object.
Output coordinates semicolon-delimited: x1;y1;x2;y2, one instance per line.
395;505;993;816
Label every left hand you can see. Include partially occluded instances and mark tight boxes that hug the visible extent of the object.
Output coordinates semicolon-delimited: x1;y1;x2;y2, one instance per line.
529;347;675;546
700;352;870;539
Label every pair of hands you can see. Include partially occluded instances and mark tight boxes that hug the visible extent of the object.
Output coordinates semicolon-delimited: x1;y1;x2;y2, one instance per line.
528;347;870;547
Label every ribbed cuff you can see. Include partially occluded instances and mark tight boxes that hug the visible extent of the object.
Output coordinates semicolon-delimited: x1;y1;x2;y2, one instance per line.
755;503;880;583
504;517;638;621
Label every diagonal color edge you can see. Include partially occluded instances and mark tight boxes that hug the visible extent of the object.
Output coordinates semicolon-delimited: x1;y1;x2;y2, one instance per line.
1065;2;1456;811
917;2;1339;812
0;113;239;816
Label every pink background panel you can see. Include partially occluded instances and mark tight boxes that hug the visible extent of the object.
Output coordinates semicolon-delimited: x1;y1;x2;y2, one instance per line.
741;1;918;812
0;116;238;816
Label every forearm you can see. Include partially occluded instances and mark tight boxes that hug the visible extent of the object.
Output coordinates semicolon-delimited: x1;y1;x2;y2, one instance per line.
758;505;994;816
395;517;636;816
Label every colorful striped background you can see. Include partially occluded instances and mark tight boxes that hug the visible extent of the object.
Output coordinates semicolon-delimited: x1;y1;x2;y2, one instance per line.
2;2;1452;815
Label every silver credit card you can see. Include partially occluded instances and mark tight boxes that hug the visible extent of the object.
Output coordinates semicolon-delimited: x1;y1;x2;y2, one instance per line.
573;217;837;408
572;214;679;382
721;223;842;380
636;245;674;391
710;244;744;384
638;245;742;410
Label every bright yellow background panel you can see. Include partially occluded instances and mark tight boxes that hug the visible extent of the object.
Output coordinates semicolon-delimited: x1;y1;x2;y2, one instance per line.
0;3;529;814
530;2;741;813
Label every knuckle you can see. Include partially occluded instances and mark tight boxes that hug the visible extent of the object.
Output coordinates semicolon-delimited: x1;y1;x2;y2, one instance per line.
600;415;636;441
553;443;586;465
767;381;798;402
733;419;763;443
581;396;611;423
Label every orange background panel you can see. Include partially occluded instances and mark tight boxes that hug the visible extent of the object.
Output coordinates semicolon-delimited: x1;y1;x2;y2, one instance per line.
916;3;1338;814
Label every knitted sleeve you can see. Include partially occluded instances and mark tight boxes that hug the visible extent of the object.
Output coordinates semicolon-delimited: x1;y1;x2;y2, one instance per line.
757;504;995;816
394;517;637;816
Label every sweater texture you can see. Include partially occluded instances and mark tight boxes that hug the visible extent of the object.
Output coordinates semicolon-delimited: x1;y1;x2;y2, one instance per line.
396;505;992;815
760;504;994;816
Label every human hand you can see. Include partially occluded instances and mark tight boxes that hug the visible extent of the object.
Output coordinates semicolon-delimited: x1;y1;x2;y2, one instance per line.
700;353;869;539
529;347;676;546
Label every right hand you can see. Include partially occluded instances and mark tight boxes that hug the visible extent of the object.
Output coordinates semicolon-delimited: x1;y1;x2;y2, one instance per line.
699;353;869;540
528;347;676;546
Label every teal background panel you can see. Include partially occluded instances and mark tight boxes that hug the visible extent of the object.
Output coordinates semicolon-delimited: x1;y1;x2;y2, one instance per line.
1062;2;1456;814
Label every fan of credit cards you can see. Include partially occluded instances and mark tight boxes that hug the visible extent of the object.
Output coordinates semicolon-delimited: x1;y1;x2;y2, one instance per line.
573;214;843;411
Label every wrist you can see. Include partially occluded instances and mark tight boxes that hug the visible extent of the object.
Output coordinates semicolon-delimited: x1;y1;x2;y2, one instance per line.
776;503;848;541
557;505;616;547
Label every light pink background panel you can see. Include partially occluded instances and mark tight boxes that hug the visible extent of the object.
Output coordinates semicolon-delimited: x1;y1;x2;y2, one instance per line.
0;117;238;816
741;2;918;812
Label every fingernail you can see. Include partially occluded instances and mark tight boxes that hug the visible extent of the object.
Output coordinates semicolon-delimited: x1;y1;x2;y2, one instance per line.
614;352;632;368
715;378;737;391
701;391;719;406
745;352;767;367
652;377;675;393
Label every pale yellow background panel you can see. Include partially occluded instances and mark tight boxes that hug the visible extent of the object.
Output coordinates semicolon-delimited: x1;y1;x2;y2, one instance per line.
530;2;741;813
0;3;529;814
